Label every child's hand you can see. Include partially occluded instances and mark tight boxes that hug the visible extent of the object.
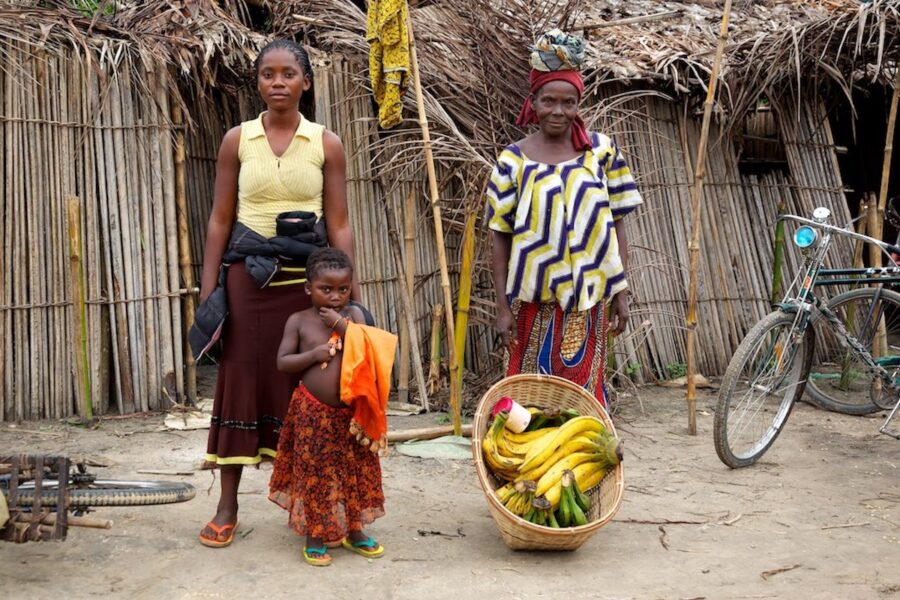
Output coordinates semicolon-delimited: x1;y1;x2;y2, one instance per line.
319;307;344;330
314;342;337;369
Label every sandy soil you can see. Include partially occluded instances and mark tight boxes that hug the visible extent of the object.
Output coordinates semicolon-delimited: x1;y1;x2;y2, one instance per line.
1;385;899;600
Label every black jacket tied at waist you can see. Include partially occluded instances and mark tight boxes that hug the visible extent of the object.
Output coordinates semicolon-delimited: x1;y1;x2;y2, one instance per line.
188;211;328;360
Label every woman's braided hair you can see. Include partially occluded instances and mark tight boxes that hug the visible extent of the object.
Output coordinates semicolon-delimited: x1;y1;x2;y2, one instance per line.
255;39;316;121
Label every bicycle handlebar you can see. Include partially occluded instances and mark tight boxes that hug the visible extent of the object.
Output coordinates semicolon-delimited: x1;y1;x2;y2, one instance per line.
778;214;900;256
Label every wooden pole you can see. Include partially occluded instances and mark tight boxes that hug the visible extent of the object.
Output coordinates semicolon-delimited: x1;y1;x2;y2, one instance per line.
428;304;443;393
387;423;473;443
172;101;197;404
454;211;477;395
875;71;900;258
66;196;92;421
685;0;733;436
384;197;431;410
397;188;416;404
770;200;786;306
407;16;461;435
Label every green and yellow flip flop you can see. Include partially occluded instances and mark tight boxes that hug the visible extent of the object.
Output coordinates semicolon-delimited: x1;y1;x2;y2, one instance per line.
341;536;384;558
303;545;333;566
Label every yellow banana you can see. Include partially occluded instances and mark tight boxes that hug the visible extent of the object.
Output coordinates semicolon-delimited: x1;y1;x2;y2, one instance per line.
571;460;608;493
482;413;523;479
534;452;604;497
495;483;515;503
514;435;603;482
519;416;607;473
546;481;563;509
497;431;540;456
504;427;557;445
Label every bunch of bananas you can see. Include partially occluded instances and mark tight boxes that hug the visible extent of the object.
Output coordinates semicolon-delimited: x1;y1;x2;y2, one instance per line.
483;406;622;529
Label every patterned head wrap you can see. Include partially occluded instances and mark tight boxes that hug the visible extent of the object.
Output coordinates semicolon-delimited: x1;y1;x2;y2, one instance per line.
530;29;585;72
516;29;590;151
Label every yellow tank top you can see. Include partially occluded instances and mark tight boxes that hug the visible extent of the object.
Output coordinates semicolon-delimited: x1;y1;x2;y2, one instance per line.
236;112;325;238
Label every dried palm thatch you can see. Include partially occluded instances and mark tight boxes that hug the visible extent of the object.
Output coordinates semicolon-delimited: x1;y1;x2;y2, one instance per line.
269;0;898;400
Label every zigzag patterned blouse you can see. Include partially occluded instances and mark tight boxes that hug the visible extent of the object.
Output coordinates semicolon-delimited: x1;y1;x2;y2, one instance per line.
487;132;643;312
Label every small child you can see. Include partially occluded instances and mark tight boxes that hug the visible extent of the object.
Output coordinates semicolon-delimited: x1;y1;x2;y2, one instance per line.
268;248;388;566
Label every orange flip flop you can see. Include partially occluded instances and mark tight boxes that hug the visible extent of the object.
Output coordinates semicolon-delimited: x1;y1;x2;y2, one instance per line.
199;521;238;548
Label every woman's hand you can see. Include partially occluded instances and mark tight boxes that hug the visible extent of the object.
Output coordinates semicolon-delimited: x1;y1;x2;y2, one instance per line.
609;291;630;336
495;306;517;351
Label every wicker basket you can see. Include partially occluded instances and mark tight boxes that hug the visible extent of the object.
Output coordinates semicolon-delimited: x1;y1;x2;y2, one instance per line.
472;374;625;551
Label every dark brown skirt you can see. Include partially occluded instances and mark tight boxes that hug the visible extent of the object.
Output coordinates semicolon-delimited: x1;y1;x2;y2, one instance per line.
269;383;385;539
204;262;310;467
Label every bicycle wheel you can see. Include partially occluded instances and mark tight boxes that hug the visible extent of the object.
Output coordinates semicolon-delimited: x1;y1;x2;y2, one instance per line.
715;310;814;468
5;479;196;508
806;287;900;415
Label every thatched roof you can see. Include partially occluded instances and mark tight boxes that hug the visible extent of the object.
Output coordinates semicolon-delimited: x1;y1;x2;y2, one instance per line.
265;0;898;172
0;1;263;100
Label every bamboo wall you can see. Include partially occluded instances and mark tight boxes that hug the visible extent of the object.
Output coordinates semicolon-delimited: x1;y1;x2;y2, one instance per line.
0;43;859;421
0;41;186;420
595;91;851;381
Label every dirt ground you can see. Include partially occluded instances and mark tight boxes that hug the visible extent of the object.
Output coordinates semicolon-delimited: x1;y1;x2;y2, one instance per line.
1;384;899;600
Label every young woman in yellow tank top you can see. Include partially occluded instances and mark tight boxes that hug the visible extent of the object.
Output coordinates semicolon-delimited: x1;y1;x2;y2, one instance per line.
198;40;360;549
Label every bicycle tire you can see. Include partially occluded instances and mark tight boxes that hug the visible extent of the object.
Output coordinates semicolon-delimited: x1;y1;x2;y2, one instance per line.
715;310;814;468
805;287;900;415
5;479;196;508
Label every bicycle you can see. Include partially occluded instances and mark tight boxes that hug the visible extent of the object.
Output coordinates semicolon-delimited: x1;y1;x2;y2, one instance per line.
714;205;900;468
1;454;196;542
802;201;900;415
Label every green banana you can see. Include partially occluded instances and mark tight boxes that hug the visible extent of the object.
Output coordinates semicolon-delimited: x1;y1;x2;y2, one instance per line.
519;416;607;473
557;473;573;527
546;507;560;528
562;469;588;526
559;408;581;423
572;477;592;512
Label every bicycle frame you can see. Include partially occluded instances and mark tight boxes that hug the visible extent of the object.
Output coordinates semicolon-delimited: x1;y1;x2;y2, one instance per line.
778;213;900;439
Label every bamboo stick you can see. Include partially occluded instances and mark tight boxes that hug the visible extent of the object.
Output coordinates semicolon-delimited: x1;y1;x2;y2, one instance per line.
454;210;477;394
67;196;92;420
40;513;112;530
0;41;6;419
397;187;416;404
685;0;732;436
875;71;900;261
387;423;473;443
407;16;461;435
428;303;443;394
384;197;431;410
172;98;196;404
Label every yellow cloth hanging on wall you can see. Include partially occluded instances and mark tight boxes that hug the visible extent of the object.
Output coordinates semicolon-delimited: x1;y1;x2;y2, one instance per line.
366;0;410;129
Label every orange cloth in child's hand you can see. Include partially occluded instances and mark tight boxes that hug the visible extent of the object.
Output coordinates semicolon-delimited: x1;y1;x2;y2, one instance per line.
340;322;397;443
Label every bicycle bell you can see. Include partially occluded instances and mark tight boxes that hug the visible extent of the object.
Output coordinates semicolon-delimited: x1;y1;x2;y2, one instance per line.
812;206;831;223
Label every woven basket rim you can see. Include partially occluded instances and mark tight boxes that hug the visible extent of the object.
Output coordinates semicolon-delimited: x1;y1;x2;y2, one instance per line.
472;374;625;541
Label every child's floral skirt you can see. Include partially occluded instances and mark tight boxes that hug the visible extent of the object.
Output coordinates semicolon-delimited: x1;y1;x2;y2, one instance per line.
269;383;385;540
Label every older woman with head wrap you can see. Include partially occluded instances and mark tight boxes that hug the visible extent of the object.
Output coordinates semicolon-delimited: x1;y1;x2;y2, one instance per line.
488;30;643;406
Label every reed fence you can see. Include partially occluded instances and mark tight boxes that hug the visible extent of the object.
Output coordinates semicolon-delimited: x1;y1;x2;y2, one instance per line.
0;44;862;420
0;40;186;420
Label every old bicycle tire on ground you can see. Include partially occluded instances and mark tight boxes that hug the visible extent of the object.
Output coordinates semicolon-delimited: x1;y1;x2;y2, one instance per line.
7;479;196;507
